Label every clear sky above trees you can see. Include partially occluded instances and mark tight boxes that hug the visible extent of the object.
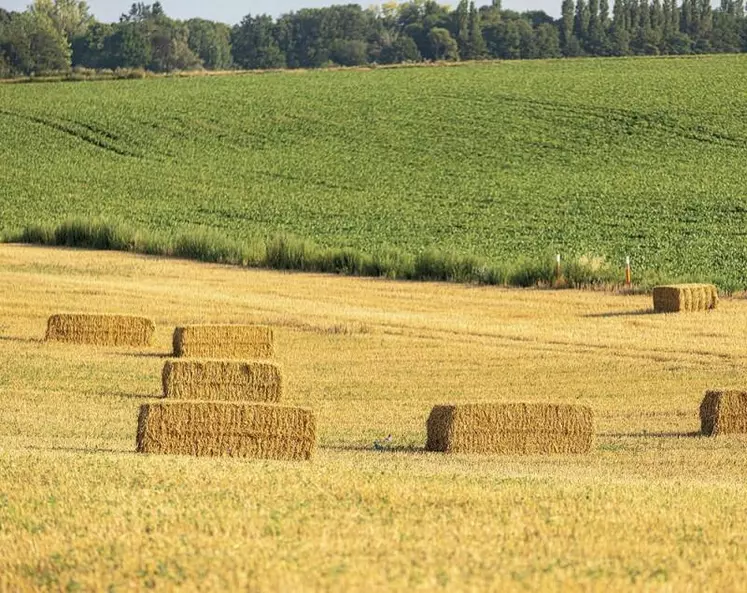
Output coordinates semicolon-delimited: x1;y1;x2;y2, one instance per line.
0;1;562;23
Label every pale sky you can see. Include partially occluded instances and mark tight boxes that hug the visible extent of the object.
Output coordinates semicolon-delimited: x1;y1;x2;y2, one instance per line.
0;1;561;23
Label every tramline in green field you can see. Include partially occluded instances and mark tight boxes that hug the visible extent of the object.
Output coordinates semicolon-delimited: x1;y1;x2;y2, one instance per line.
2;55;747;287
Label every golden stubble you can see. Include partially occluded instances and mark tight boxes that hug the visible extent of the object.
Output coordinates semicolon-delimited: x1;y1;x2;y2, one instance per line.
2;244;747;591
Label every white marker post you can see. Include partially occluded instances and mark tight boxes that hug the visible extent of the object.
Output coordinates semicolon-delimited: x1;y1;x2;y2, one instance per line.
555;254;561;281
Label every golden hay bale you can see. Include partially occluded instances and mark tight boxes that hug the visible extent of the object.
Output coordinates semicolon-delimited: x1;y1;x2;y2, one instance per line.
45;313;155;346
162;359;283;402
653;284;718;313
426;403;594;455
136;402;316;460
172;325;274;359
700;391;747;436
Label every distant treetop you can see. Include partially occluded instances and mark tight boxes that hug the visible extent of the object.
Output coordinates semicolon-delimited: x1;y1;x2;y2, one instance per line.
0;0;745;77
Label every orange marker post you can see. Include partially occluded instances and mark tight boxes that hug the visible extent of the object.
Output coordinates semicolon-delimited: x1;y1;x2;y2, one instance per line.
625;256;631;287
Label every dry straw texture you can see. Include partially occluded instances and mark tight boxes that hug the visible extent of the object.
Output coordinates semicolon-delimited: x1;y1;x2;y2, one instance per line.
172;325;275;359
426;403;594;455
700;390;747;436
136;402;316;459
45;313;155;346
653;284;719;313
162;359;283;402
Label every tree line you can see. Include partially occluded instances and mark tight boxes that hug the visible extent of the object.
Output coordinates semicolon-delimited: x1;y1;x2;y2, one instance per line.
1;0;746;77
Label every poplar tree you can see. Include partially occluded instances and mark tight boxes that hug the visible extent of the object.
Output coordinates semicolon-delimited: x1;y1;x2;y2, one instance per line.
588;0;603;50
629;0;640;35
691;0;701;35
651;0;665;47
663;0;672;37
560;0;576;53
611;0;631;54
669;0;680;34
600;0;610;30
574;0;591;42
466;1;486;59
681;0;694;35
454;0;470;59
698;0;713;39
639;0;650;31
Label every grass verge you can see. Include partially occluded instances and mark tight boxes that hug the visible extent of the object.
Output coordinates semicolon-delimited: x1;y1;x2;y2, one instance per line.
6;217;665;290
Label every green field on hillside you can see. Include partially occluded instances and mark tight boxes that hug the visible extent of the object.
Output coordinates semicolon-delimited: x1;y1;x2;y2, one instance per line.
2;56;747;286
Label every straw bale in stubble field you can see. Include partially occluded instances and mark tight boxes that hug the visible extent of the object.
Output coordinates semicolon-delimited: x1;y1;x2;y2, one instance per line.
172;325;274;359
700;391;747;436
426;402;594;455
653;284;718;313
136;402;316;460
45;314;155;346
162;359;282;402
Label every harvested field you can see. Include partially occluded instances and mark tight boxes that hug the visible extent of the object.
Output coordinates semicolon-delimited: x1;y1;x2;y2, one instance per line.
161;359;283;402
45;313;155;346
6;245;747;590
172;325;274;359
653;284;719;313
136;401;316;460
700;390;747;436
426;403;594;455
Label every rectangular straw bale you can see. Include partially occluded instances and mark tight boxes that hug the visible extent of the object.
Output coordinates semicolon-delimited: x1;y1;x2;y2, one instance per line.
45;314;155;346
162;359;283;402
426;403;594;455
136;402;316;460
172;325;274;359
700;391;747;436
653;284;718;313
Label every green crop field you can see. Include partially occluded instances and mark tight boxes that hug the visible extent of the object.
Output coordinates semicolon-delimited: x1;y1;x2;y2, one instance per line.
2;55;747;286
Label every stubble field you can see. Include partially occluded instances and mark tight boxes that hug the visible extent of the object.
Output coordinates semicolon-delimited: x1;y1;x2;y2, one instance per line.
2;244;747;590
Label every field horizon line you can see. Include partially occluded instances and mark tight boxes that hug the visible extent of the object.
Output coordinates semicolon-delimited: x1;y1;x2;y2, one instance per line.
0;53;735;86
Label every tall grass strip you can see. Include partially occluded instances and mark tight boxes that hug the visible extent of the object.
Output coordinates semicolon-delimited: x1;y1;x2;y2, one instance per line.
653;284;718;313
8;219;646;290
426;403;594;455
162;360;283;402
172;325;275;359
45;314;155;346
700;391;747;436
136;402;316;460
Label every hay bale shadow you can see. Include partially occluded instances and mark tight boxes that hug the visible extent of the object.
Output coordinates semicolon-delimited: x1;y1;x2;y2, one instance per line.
323;443;426;454
598;431;701;438
0;335;44;344
584;309;657;318
110;391;164;400
25;445;133;455
119;352;172;359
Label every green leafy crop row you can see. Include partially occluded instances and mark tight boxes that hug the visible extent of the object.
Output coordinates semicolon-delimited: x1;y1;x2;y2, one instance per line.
1;56;747;288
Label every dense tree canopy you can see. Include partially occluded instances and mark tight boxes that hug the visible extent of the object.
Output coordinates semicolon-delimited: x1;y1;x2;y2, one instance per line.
0;0;746;76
